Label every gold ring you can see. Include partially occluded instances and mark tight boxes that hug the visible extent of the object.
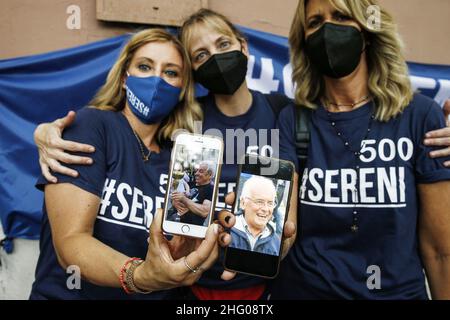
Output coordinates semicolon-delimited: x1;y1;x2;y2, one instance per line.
184;257;200;273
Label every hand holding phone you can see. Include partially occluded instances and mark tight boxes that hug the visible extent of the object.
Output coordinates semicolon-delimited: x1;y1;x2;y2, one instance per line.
224;154;296;278
162;133;223;239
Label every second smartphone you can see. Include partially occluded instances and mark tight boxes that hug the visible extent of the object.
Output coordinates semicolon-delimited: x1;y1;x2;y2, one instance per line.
224;154;295;278
162;133;223;239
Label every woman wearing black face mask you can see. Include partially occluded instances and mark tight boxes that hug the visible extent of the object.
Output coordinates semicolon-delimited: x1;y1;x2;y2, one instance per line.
271;0;450;300
176;9;299;301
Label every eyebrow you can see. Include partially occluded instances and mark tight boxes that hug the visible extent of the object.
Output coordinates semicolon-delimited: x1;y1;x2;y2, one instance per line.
134;56;181;69
306;13;323;22
215;35;231;45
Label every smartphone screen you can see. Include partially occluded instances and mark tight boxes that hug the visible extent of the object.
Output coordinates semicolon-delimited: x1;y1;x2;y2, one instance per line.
162;133;223;239
224;154;294;278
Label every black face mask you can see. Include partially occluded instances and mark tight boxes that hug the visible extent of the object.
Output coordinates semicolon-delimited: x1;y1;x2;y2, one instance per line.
194;50;248;95
305;23;364;79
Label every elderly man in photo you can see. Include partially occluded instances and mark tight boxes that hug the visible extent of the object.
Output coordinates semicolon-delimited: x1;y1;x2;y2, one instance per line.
171;161;215;226
230;176;281;256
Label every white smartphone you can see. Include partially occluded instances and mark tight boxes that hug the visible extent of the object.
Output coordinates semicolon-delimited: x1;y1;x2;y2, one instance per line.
162;133;223;238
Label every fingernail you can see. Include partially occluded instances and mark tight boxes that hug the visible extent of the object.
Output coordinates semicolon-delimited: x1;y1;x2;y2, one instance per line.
89;147;95;152
430;152;436;158
52;179;57;183
424;139;430;145
225;216;231;224
445;161;450;167
87;159;93;164
213;224;219;235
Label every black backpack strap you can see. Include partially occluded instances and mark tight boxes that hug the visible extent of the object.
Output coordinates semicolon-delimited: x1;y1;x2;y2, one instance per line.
294;105;312;177
264;93;294;119
265;93;311;176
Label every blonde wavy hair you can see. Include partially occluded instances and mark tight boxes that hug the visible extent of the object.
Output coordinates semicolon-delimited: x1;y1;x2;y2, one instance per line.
89;28;202;142
180;9;247;56
290;0;413;121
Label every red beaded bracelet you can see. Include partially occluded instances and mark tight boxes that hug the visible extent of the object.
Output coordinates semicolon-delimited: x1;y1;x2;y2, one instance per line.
119;257;141;294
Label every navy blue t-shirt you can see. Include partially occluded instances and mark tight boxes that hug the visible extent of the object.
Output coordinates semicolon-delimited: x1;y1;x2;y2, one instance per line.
197;90;281;290
271;94;450;299
30;107;175;300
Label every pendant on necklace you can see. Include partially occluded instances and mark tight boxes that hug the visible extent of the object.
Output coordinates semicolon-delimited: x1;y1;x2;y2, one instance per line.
351;224;359;233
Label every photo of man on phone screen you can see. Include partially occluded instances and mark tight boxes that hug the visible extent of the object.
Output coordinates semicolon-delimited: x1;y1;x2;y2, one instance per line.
230;175;283;256
170;161;215;226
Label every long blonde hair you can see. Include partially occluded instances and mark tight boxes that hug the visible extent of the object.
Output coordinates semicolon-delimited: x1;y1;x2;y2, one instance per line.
289;0;413;121
89;28;202;142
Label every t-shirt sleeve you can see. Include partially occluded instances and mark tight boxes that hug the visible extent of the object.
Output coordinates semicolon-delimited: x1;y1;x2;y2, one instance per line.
35;108;107;197
198;185;214;203
275;104;300;173
414;100;450;183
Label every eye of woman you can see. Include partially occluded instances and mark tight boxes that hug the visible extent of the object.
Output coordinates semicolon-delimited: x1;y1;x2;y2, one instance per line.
219;40;231;50
164;69;179;78
195;51;208;63
334;11;352;22
307;17;323;29
138;64;151;72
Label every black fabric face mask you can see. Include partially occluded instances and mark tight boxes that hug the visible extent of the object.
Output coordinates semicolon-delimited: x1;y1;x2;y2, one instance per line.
194;50;248;95
305;23;364;79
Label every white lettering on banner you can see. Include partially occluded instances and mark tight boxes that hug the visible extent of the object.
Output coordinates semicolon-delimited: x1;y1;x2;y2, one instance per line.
246;58;450;105
409;76;450;106
282;64;295;99
246;56;279;94
97;178;165;231
435;80;450;105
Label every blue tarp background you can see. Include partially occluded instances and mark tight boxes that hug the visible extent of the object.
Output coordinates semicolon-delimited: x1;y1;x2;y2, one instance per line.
1;26;449;253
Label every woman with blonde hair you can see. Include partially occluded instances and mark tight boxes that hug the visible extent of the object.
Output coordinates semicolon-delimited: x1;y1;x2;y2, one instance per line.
30;28;226;299
272;0;450;299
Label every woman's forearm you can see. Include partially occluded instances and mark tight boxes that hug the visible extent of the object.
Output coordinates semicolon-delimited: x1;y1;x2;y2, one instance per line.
418;181;450;300
45;183;132;289
57;232;129;288
422;255;450;299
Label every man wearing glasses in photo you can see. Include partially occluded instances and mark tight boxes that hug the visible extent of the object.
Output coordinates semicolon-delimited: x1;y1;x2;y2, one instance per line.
230;176;281;256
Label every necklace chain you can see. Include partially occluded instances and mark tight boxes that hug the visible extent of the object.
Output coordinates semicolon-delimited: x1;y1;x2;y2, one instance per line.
132;130;151;162
325;95;371;109
325;105;375;233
